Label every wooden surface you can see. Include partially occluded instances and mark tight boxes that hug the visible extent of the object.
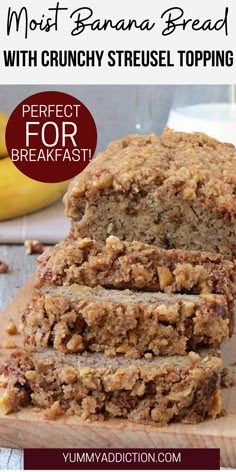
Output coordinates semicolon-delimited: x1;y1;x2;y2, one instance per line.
0;246;236;469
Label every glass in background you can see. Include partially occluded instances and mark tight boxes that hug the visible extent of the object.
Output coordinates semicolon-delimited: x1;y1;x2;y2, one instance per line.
167;85;236;144
135;86;153;134
134;85;175;136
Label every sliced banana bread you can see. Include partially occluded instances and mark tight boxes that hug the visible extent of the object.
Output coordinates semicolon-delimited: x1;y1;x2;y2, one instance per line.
22;284;230;357
36;236;236;334
0;349;222;426
64;128;236;259
37;236;236;296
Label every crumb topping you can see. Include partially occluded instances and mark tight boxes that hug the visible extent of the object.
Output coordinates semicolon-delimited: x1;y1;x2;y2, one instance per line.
65;128;236;220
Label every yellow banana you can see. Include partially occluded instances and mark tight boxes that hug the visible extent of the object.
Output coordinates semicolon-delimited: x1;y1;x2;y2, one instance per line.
0;157;69;221
0;111;9;158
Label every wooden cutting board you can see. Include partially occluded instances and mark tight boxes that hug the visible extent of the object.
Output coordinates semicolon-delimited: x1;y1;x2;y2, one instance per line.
0;279;235;467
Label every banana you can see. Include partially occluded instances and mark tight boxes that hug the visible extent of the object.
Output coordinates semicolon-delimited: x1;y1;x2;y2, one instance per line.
0;111;9;158
0;157;69;220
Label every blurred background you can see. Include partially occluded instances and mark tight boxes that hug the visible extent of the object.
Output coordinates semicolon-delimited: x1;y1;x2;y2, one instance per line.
0;84;235;152
0;84;174;153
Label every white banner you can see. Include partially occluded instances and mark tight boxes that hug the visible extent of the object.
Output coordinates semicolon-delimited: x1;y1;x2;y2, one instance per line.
0;0;235;84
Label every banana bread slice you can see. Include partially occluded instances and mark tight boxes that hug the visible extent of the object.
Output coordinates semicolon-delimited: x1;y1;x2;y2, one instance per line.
22;284;230;357
64;128;236;259
36;236;236;334
37;236;236;296
0;349;222;426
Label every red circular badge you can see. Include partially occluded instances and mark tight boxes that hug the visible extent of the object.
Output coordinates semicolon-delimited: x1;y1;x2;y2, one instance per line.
6;91;97;183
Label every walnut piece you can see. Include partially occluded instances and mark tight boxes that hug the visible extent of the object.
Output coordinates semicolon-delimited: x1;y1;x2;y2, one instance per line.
116;344;129;353
5;322;17;335
59;366;77;384
3;341;17;349
66;334;85;353
0;261;8;274
0;392;12;414
106;236;124;253
45;400;61;419
25;370;37;381
92;172;113;190
0;374;8;388
77;238;94;249
144;352;153;361
24;240;45;255
181;301;195;318
157;266;173;289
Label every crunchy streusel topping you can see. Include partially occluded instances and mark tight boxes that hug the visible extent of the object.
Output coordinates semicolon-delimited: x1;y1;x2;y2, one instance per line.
65;128;236;220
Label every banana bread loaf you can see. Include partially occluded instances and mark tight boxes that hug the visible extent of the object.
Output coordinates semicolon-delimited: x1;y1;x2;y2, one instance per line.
22;284;230;357
64;129;236;260
0;349;222;426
